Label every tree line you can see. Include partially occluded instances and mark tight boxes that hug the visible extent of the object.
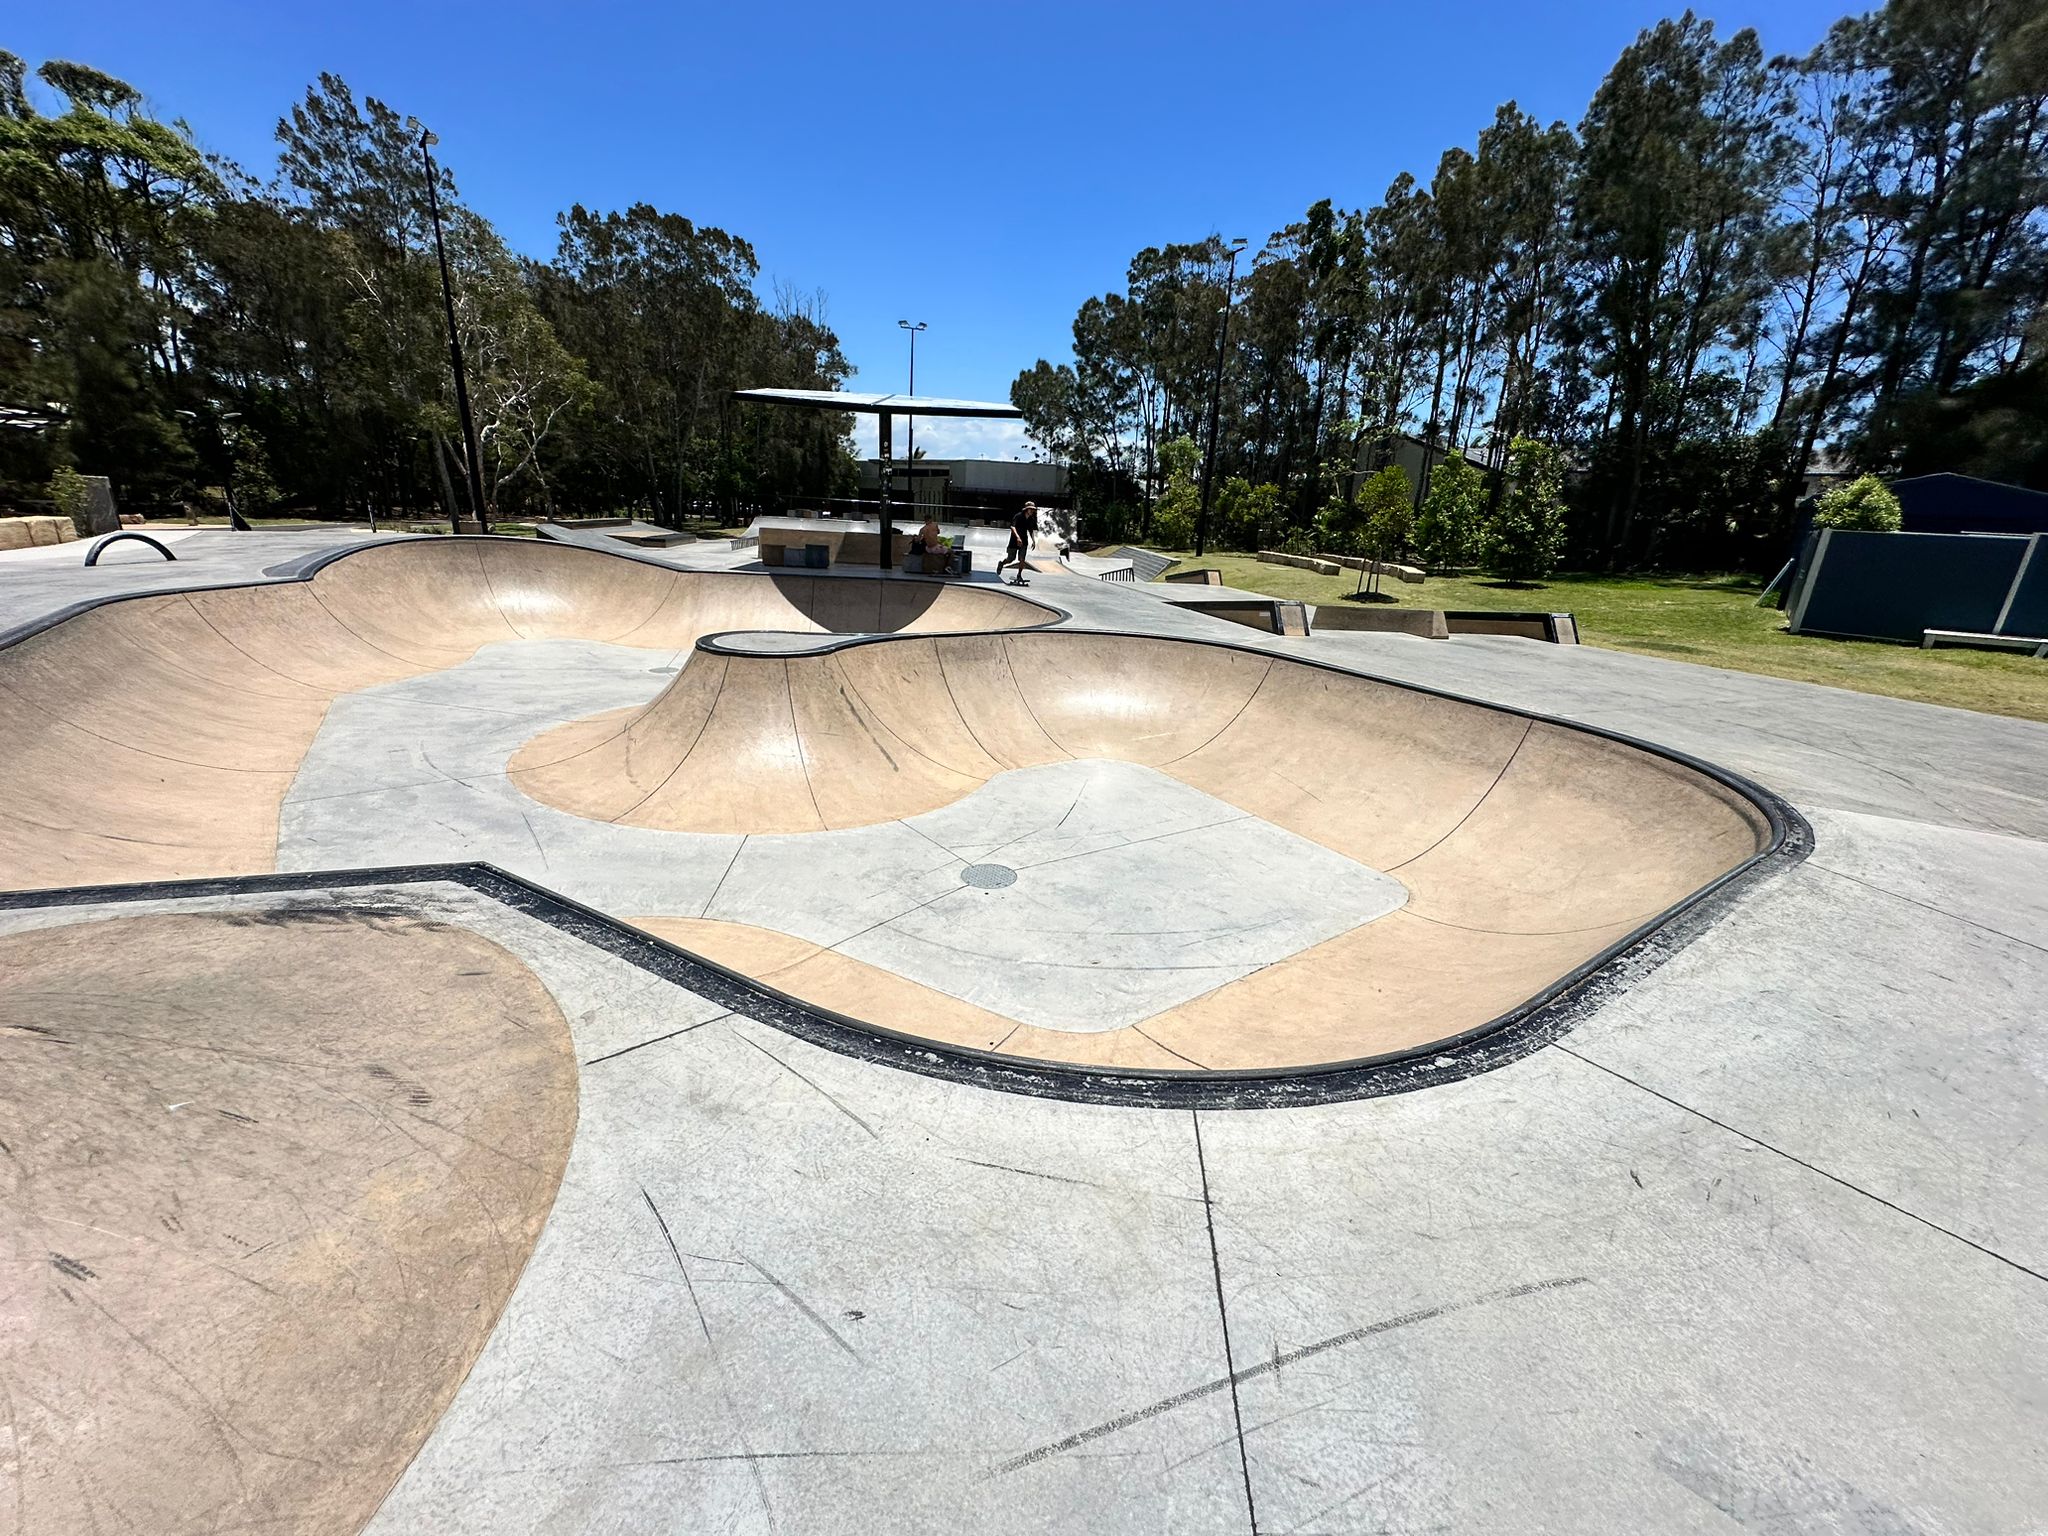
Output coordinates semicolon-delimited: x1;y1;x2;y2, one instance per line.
0;59;856;523
1012;0;2047;571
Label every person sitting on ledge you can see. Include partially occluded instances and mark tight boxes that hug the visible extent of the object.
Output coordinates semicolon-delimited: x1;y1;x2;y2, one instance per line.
910;514;942;556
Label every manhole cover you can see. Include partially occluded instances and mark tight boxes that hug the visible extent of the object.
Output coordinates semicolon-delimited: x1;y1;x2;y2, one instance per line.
960;863;1018;890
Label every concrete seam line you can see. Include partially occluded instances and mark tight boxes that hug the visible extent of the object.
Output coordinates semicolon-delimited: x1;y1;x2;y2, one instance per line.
782;657;828;831
1384;717;1534;875
180;590;335;694
999;633;1072;758
1192;1110;1260;1533
831;655;982;783
1551;1043;2048;1286
930;638;1006;772
467;539;527;642
1805;861;2048;958
1157;657;1276;769
0;675;297;777
610;653;727;825
304;579;435;670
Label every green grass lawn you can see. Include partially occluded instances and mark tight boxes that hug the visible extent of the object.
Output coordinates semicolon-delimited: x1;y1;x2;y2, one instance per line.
1152;551;2048;725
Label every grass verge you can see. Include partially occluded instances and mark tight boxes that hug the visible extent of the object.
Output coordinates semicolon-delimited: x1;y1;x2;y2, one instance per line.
1151;551;2048;724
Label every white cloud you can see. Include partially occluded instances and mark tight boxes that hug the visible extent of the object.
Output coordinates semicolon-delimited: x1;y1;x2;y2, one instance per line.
854;415;1036;462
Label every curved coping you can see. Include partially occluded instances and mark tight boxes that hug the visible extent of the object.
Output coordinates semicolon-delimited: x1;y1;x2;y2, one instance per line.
83;531;178;566
0;536;1811;1109
0;532;1073;650
699;630;855;657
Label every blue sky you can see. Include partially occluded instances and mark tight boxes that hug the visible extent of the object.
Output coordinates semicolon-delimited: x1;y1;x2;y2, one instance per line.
19;0;1849;457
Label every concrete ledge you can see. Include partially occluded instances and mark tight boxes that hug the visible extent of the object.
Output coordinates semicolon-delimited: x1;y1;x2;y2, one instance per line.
1307;605;1450;638
1444;610;1579;644
1;515;77;549
1315;552;1427;583
1259;550;1341;575
1159;595;1307;635
1162;568;1224;585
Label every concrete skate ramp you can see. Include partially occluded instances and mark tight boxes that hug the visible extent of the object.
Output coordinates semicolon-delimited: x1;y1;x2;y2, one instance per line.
0;907;577;1536
0;537;1046;890
512;630;1775;1070
0;536;1780;1079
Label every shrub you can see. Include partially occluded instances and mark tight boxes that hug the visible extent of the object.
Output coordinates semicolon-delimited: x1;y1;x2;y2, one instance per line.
49;466;92;534
1313;500;1362;557
1150;498;1196;550
1812;473;1901;532
1215;477;1280;551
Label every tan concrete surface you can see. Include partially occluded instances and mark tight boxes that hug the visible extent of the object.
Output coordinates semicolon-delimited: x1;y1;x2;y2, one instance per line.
630;914;1026;1052
0;539;1043;889
0;537;1771;1076
524;630;1770;1071
0;909;577;1536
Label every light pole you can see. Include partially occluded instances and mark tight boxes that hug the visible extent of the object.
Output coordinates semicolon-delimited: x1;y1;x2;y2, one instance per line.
898;319;926;517
1195;238;1247;558
415;125;488;534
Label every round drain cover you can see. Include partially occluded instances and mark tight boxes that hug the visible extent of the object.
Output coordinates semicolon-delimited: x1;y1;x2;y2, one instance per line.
960;863;1018;890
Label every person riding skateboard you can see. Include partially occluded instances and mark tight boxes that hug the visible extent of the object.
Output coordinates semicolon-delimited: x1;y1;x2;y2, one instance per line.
1000;501;1039;586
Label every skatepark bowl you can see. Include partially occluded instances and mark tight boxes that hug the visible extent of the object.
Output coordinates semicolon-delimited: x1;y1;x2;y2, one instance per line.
0;537;1788;1086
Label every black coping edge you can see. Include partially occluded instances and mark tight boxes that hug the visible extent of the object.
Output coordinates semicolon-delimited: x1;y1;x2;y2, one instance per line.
0;531;1074;650
0;818;1812;1113
0;535;1813;1109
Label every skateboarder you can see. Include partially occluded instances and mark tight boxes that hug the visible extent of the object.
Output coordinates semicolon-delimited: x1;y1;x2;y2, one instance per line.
1000;502;1039;586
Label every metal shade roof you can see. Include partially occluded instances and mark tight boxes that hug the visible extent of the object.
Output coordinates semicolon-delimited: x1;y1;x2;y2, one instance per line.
733;388;1022;419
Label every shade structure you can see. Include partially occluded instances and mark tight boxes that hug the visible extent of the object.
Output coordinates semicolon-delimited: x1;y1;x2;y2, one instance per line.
734;388;1028;569
731;388;1022;418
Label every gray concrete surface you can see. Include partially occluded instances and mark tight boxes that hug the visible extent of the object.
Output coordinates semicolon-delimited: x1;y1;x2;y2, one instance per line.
278;643;1406;1033
0;526;409;639
6;863;2043;1534
5;534;2047;1532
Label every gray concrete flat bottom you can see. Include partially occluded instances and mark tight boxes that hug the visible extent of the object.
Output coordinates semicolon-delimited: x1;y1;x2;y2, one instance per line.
5;544;2047;1531
279;641;1406;1034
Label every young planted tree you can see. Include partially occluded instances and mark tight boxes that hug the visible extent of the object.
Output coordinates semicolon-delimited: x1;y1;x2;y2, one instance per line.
1483;437;1568;583
1356;463;1414;596
1413;452;1486;568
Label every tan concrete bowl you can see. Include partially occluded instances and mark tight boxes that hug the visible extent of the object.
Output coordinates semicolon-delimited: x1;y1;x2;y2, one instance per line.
0;535;1800;1099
